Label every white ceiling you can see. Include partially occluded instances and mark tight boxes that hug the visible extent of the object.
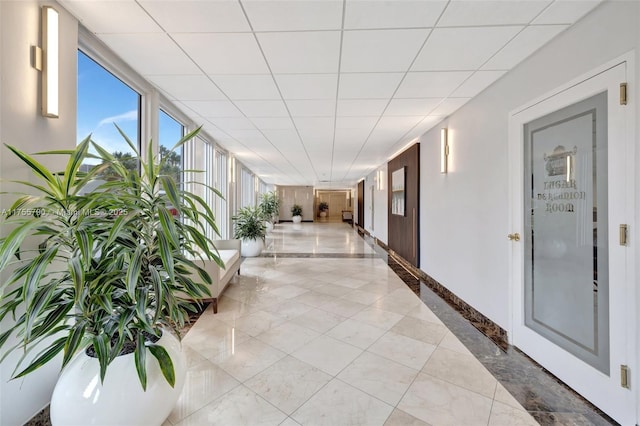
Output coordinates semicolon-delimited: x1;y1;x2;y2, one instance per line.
60;0;602;187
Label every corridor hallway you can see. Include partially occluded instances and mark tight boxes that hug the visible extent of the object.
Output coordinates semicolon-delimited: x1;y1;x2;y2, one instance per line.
170;223;603;425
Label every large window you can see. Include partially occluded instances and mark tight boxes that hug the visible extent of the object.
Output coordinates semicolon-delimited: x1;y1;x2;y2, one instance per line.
214;149;229;239
158;110;184;186
77;50;140;175
239;166;255;209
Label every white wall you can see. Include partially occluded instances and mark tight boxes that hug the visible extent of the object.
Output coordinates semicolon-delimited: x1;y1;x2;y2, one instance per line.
0;1;78;424
364;165;388;245
419;1;640;333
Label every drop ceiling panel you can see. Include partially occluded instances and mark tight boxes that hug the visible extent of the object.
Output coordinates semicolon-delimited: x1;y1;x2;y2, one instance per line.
338;73;404;99
61;1;162;33
334;127;373;145
286;100;336;117
99;33;200;75
438;0;552;26
139;0;250;32
257;31;341;74
293;117;335;132
173;33;269;74
235;100;289;117
261;129;302;146
274;74;338;100
450;71;507;97
385;98;442;116
396;71;473;98
430;98;471;116
482;25;568;70
251;117;295;130
341;29;430;73
147;75;227;101
208;117;256;131
337;100;388;117
184;101;244;117
344;1;447;29
412;27;522;71
242;0;343;31
210;75;281;100
336;116;379;130
532;1;602;25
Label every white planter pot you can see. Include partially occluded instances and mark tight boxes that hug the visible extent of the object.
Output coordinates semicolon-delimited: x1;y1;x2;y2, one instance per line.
292;215;302;223
265;221;274;233
241;238;264;257
319;211;327;218
50;330;186;426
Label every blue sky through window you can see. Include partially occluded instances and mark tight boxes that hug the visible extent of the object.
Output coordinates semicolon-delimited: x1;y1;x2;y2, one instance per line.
77;50;140;164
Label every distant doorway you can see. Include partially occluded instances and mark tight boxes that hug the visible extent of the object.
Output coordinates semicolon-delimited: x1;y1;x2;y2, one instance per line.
315;189;351;222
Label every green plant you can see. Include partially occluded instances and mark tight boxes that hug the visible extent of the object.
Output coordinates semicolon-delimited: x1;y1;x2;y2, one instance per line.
0;126;223;390
258;191;280;223
291;204;303;217
233;206;266;241
318;201;328;211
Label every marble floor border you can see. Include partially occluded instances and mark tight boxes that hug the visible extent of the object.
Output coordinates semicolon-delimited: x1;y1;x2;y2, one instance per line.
362;235;617;425
259;252;379;259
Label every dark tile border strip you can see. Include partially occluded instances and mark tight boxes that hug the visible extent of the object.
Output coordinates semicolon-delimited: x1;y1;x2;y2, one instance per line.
259;252;379;259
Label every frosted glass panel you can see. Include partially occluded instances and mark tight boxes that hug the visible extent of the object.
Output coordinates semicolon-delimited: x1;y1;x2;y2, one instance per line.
523;92;609;374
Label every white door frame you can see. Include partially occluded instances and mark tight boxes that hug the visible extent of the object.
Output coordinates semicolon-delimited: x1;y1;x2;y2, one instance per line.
508;52;637;425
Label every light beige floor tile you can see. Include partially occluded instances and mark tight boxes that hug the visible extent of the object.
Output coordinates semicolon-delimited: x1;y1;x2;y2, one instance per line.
314;283;354;297
332;276;371;289
351;307;404;330
212;338;287;382
326;318;386;349
422;347;497;398
319;298;368;317
488;401;539;426
245;356;332;415
291;379;394;426
398;374;493;426
494;383;527;410
291;335;363;376
374;290;422;315
338;351;419;406
405;304;444;325
182;320;252;360
341;289;385;305
290;291;337;308
168;359;240;424
264;298;315;321
279;417;301;426
391;316;448;346
226;310;287;337
368;331;436;370
438;331;472;355
384;409;431;426
291;308;347;333
265;284;309;299
174;385;287;426
255;321;321;354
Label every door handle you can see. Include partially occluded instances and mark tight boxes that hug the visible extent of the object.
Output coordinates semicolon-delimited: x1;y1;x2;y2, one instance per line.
507;233;520;241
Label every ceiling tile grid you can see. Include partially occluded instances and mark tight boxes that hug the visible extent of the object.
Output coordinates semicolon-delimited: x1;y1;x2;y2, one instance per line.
60;0;603;186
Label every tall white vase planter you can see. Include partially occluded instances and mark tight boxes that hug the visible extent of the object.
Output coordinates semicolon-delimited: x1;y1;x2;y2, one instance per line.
292;215;302;223
50;331;186;426
241;238;264;257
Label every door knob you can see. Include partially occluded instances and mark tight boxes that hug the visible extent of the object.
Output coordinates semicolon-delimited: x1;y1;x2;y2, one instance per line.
507;233;520;241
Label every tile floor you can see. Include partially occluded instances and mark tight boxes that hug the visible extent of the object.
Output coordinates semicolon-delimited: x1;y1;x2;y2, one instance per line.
166;223;539;426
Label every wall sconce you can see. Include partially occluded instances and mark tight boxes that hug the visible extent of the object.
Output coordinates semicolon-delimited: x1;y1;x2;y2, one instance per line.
376;170;385;191
34;6;59;118
440;128;449;173
229;157;236;183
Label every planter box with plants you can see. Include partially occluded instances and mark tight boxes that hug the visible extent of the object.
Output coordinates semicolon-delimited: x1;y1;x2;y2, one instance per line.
291;204;303;223
258;191;280;233
233;206;266;257
0;127;223;425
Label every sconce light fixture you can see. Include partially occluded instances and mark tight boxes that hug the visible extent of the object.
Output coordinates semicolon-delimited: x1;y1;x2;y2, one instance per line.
440;128;449;173
566;154;572;183
36;6;59;118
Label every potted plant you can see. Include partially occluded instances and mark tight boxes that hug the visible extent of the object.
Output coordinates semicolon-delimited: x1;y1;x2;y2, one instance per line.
0;127;222;425
318;201;329;218
258;191;280;232
233;206;266;257
291;204;303;223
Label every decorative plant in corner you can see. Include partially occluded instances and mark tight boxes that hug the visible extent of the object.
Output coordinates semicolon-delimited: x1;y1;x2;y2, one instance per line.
318;201;329;218
233;206;266;257
291;204;303;224
258;191;280;231
0;126;223;424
